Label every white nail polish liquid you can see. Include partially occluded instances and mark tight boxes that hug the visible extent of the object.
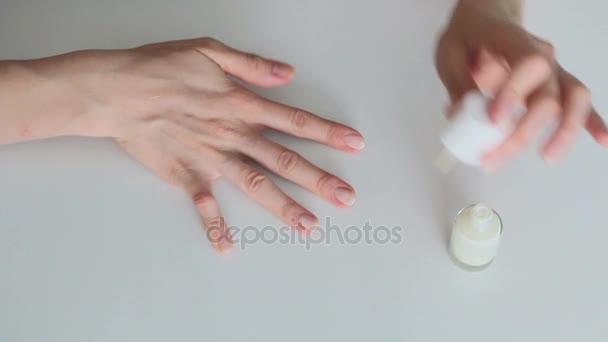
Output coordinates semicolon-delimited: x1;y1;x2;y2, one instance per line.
434;92;512;174
449;204;503;271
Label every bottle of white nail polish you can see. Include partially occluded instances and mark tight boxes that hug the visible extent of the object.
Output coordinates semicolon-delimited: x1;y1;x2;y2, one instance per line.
434;92;512;174
449;203;503;271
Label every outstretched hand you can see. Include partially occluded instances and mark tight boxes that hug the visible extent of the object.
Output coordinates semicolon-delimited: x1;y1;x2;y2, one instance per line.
20;38;364;253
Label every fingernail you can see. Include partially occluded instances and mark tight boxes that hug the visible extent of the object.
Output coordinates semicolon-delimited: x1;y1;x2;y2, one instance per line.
271;62;294;78
543;154;558;167
481;155;502;173
598;133;608;146
542;144;561;166
298;214;318;230
343;133;365;150
335;187;356;206
545;159;557;167
213;232;233;255
491;101;515;126
218;238;233;254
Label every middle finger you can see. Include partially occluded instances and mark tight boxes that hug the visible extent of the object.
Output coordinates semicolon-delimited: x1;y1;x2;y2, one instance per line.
240;138;357;208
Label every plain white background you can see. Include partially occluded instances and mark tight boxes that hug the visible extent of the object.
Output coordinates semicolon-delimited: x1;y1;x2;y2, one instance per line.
0;0;607;341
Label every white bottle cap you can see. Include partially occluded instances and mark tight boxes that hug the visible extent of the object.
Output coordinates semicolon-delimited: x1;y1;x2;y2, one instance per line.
437;92;511;171
471;204;493;233
449;203;503;270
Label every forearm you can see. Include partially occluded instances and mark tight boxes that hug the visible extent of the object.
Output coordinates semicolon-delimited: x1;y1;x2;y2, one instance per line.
0;58;91;144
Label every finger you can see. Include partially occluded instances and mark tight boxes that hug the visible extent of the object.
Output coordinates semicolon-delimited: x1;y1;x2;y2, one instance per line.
543;71;593;163
483;93;560;170
479;25;550;67
192;191;234;255
585;109;608;146
435;36;477;103
163;157;232;254
195;38;294;87
489;54;554;125
471;48;510;97
444;100;463;120
221;158;318;231
253;99;365;152
239;138;356;208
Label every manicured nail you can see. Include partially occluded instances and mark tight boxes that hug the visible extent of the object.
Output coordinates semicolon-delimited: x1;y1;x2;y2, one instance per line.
491;99;515;125
542;144;561;166
217;236;233;255
480;89;493;98
343;133;365;150
298;214;318;230
335;187;356;206
211;230;233;255
271;62;294;78
543;150;557;167
481;155;503;173
598;133;608;146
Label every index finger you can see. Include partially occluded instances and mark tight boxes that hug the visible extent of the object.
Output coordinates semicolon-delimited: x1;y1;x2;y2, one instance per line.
489;54;554;124
585;109;608;146
252;98;366;153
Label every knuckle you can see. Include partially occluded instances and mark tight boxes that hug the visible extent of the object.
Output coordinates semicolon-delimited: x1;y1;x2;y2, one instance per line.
562;117;582;133
225;89;259;110
281;201;299;220
198;37;222;50
168;160;193;185
290;108;308;131
316;173;337;193
539;40;556;58
553;126;578;145
192;192;215;208
523;53;554;73
277;150;301;174
207;216;223;229
541;98;562;116
241;132;261;149
206;119;242;140
326;123;341;143
244;170;268;194
509;132;530;149
570;84;592;103
245;53;267;71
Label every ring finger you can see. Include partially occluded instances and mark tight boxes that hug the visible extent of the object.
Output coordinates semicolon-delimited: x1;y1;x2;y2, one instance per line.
240;138;356;208
543;68;593;162
221;157;318;231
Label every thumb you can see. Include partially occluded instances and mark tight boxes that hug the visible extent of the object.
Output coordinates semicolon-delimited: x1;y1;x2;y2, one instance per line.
197;39;295;87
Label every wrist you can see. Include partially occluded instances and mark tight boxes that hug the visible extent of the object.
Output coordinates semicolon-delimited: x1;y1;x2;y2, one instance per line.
0;58;90;144
458;0;524;23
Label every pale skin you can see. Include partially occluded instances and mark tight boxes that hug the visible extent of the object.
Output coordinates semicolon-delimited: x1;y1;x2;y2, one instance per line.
1;0;606;254
436;0;608;170
0;38;364;254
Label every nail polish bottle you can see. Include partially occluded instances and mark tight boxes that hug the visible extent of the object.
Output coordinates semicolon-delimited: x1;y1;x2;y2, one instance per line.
449;203;503;271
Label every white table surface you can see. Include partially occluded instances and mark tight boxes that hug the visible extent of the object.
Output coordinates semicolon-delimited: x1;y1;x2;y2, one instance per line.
1;0;607;341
